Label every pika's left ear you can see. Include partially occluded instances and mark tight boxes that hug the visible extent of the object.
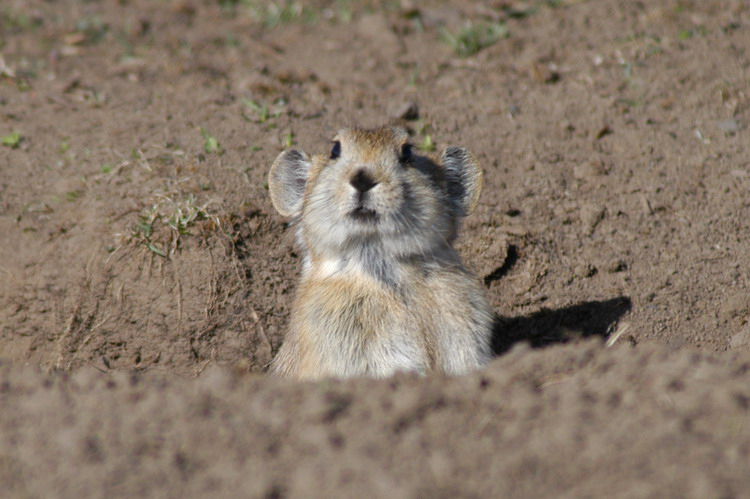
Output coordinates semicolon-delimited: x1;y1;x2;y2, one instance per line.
440;146;483;216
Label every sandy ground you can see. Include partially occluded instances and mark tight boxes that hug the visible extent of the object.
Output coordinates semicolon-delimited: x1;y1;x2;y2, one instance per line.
0;0;749;496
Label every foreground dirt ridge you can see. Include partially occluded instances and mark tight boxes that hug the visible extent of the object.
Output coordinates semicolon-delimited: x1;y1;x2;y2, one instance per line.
1;0;748;374
1;343;749;498
0;0;749;496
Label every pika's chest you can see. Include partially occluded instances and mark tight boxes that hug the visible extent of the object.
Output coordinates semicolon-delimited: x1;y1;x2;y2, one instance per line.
298;276;408;337
295;275;430;376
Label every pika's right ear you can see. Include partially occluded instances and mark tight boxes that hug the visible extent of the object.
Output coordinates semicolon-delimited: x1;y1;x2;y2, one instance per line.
440;146;483;217
268;149;311;217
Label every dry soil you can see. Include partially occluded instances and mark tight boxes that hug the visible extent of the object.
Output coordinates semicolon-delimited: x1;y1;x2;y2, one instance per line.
1;0;749;497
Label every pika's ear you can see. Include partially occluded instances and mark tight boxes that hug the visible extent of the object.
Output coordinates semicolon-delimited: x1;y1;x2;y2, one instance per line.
268;149;312;217
440;146;483;216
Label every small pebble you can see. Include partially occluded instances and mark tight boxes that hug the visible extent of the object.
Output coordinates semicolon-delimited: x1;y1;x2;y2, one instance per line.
574;160;606;180
574;263;597;278
580;204;605;234
729;328;750;349
607;260;628;273
718;118;739;133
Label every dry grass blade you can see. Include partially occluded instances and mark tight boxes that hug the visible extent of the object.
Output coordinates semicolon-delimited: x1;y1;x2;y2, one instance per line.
605;322;631;348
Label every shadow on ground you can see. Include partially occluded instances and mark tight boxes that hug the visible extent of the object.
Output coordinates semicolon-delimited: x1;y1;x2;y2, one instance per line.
491;297;633;355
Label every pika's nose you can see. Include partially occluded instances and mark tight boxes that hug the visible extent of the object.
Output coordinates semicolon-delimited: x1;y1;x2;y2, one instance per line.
350;168;378;193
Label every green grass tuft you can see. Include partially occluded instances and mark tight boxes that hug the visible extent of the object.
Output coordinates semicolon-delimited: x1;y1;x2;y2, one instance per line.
440;22;508;57
415;121;435;152
200;128;223;154
2;130;22;148
132;193;221;258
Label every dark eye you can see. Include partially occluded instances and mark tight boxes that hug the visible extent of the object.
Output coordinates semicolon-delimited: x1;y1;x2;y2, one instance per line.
330;140;341;160
399;143;413;164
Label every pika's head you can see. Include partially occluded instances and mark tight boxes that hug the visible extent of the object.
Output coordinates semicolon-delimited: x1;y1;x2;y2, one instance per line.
268;126;482;261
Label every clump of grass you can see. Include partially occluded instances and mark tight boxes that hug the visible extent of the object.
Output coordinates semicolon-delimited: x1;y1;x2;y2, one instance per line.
415;121;435;152
247;1;318;28
327;0;353;24
222;0;355;25
282;130;295;148
132;193;221;258
73;15;109;45
408;64;420;87
65;190;82;202
1;9;43;33
440;22;508;57
219;0;243;15
678;26;708;40
200;128;223;154
2;130;22;149
242;98;285;124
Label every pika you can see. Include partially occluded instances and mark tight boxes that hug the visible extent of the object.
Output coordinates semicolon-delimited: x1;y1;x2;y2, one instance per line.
267;125;493;379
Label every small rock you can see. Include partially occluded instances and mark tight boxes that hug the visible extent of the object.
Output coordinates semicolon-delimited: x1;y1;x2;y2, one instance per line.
529;62;560;84
729;328;750;349
580;204;605;234
171;0;196;16
596;124;612;140
719;295;750;322
573;263;597;278
660;98;674;110
606;260;628;273
718;118;739;133
573;160;606;180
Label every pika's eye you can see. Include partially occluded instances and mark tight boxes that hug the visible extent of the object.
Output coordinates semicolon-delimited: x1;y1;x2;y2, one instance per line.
330;140;341;160
399;144;413;164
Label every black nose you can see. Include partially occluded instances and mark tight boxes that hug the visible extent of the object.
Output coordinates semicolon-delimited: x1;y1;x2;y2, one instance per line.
350;169;378;193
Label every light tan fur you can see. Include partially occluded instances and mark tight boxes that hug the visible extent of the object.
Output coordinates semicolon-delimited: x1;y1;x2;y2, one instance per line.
267;126;493;379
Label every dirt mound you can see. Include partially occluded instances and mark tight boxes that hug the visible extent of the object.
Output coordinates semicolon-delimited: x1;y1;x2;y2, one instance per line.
1;343;749;497
1;0;749;496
